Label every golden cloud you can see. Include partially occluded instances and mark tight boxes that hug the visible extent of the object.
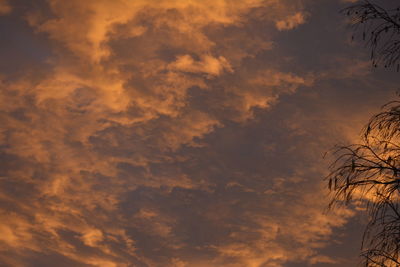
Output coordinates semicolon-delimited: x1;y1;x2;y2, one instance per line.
275;12;307;31
0;0;11;15
0;0;361;266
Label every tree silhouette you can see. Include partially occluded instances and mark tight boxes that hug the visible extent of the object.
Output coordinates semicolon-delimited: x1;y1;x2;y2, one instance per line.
327;1;400;266
343;0;400;70
328;102;400;266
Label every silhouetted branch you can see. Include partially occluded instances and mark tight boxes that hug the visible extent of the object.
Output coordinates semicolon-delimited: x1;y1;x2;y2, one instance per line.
327;101;400;266
342;0;400;70
327;2;400;265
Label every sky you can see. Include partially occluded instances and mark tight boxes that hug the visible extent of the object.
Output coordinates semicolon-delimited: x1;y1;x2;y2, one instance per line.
0;0;400;266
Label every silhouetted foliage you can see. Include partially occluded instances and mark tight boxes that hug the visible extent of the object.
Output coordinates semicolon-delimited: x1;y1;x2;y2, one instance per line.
328;101;400;266
343;0;400;70
327;1;400;266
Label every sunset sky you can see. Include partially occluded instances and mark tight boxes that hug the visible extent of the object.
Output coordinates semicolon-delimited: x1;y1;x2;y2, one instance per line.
1;0;400;266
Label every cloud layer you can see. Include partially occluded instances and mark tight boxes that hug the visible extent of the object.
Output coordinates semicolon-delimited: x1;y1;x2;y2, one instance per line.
0;0;398;266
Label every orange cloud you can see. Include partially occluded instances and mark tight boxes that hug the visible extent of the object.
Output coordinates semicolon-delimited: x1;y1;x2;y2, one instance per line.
0;0;11;15
275;12;307;31
169;54;233;76
0;1;364;266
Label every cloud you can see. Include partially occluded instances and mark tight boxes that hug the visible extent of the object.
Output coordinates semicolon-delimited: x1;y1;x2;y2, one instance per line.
275;12;307;31
169;54;233;76
0;0;11;15
0;0;386;266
